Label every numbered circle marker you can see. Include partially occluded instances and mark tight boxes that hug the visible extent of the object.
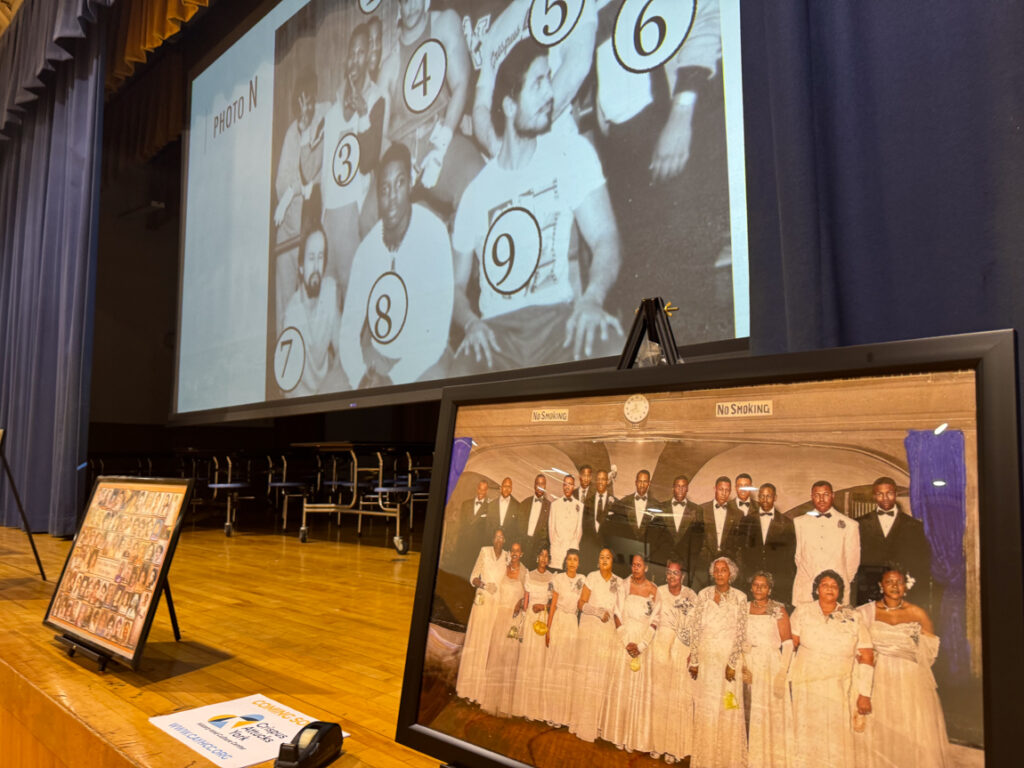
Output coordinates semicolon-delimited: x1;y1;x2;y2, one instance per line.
274;326;306;393
366;272;409;345
482;207;542;296
358;0;382;13
528;0;586;47
613;0;696;74
332;133;360;187
403;39;447;114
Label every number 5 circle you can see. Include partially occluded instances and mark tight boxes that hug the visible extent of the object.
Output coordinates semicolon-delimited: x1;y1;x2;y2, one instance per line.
366;272;409;345
482;207;542;296
274;326;306;393
528;0;585;47
613;0;696;74
404;39;447;114
358;0;382;13
333;133;360;187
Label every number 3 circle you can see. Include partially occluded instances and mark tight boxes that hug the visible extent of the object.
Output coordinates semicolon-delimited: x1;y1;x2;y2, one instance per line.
482;207;542;297
274;326;306;393
528;0;585;47
613;0;696;74
366;272;408;345
333;133;360;187
403;39;447;114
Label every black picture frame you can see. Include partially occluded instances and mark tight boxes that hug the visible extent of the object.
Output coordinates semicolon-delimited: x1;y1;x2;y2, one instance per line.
397;329;1022;768
43;476;193;670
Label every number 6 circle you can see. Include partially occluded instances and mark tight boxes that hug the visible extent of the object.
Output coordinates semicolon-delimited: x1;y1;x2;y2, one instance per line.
403;39;447;114
366;272;409;345
613;0;696;74
274;326;306;393
482;207;542;296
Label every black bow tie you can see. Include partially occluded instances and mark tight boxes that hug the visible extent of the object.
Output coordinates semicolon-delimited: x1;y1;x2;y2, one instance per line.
637;496;647;502
738;501;750;507
812;511;832;519
760;511;773;517
673;500;686;507
878;509;895;517
715;504;726;511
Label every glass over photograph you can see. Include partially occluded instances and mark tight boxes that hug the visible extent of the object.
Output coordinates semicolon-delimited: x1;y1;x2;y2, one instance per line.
416;371;983;768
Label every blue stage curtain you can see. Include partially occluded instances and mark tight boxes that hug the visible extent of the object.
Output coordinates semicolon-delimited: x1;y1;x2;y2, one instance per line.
0;2;111;535
905;429;968;679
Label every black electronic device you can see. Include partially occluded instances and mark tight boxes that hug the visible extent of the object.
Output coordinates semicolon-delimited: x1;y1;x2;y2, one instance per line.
274;721;343;768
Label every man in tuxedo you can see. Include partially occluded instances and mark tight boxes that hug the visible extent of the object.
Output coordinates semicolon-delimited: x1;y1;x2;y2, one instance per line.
738;483;797;608
694;476;745;592
733;473;756;517
648;474;704;588
519;473;551;569
574;464;594;506
549;474;583;572
855;476;933;610
793;480;860;606
580;468;615;573
442;478;492;626
603;469;661;577
457;480;492;568
488;476;520;543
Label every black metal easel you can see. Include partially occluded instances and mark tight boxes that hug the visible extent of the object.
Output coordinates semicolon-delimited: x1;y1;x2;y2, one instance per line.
55;580;182;672
0;430;47;581
617;296;682;369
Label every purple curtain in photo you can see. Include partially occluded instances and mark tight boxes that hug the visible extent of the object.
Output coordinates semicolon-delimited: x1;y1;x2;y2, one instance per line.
445;437;473;505
904;429;968;678
0;2;111;535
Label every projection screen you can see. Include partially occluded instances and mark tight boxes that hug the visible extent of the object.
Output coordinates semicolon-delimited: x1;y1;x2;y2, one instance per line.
175;0;748;419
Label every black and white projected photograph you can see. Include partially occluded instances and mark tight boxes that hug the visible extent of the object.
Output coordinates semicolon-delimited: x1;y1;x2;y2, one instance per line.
398;340;1005;768
179;0;747;415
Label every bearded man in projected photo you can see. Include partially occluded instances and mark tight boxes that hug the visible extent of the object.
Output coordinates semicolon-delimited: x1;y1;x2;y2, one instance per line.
451;38;623;375
339;141;453;389
281;226;346;398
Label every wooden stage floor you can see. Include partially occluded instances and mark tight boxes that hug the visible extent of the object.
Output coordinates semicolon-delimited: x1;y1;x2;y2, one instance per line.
0;523;439;768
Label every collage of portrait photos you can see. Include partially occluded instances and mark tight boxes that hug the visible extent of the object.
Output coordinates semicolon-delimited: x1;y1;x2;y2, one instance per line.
46;482;187;661
267;0;742;399
417;371;984;768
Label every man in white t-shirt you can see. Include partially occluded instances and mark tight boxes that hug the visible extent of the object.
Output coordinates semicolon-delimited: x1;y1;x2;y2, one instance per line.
451;37;622;374
281;227;346;398
339;141;454;388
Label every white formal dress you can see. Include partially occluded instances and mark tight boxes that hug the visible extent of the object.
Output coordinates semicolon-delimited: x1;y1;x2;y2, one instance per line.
746;602;791;768
510;567;554;719
854;603;950;768
479;568;527;716
602;587;659;753
542;571;585;726
568;570;621;742
455;547;509;702
789;602;872;768
650;583;698;761
689;586;748;768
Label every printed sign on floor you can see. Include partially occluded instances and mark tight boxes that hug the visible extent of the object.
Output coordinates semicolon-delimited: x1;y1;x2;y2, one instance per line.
150;693;323;767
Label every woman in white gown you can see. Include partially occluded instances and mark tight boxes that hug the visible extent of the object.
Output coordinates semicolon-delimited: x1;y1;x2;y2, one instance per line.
543;548;585;726
479;541;527;716
745;571;793;768
510;546;554;719
455;528;510;703
790;570;874;768
569;547;622;743
688;556;748;768
602;553;660;754
650;557;698;764
855;566;950;768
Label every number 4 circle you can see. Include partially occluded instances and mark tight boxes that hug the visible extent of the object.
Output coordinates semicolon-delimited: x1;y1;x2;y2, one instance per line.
274;327;306;393
613;0;696;74
403;39;447;114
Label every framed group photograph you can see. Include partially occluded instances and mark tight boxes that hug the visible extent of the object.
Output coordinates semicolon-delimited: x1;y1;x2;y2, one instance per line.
397;330;1023;768
43;477;193;670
